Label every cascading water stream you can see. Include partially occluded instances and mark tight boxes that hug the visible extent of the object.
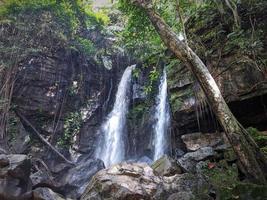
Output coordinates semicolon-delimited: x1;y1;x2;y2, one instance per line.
153;69;170;161
95;65;135;167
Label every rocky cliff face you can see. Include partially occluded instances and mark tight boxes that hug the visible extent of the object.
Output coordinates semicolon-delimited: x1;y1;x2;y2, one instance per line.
0;4;134;199
168;1;267;137
0;5;135;156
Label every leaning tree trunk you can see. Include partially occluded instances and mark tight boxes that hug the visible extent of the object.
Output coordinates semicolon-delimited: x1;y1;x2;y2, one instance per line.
131;0;267;184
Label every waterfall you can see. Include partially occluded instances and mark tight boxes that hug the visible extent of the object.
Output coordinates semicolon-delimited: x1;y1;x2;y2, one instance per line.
95;65;135;167
153;69;170;161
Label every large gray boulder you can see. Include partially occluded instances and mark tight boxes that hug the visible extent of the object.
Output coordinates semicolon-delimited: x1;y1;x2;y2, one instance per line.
0;154;32;200
181;132;229;151
178;147;215;172
81;162;161;200
81;162;210;200
151;155;183;176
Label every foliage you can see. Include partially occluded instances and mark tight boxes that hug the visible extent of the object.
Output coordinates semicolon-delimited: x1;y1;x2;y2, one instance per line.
83;5;110;25
197;156;267;199
144;67;160;95
67;81;79;96
0;0;56;16
117;0;164;62
247;127;267;155
57;111;82;148
201;161;240;199
116;0;209;63
132;67;141;78
7;114;19;142
0;0;81;34
170;93;183;112
117;0;266;78
128;103;148;120
75;36;96;55
0;0;108;58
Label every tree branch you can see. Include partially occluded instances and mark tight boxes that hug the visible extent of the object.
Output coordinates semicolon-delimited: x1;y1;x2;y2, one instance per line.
16;112;75;166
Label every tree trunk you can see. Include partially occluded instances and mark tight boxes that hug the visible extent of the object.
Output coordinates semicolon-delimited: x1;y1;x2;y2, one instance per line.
131;0;267;184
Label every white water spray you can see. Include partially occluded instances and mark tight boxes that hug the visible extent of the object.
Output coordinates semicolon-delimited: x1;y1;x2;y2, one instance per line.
153;69;170;161
95;65;135;166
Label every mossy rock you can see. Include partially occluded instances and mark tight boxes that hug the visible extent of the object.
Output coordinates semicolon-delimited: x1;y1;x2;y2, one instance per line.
224;148;237;162
247;127;267;144
151;155;182;176
247;127;267;155
219;183;267;200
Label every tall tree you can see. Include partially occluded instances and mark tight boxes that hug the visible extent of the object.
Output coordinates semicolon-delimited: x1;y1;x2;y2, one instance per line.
127;0;267;184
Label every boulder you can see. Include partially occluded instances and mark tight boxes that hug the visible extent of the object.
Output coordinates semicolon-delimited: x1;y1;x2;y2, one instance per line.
0;154;32;200
181;132;229;151
174;148;185;158
81;162;162;200
151;155;183;176
31;170;52;187
81;162;210;200
167;192;195;200
30;170;61;193
33;187;67;200
178;147;215;172
0;155;9;167
162;173;209;196
60;158;104;199
0;147;7;154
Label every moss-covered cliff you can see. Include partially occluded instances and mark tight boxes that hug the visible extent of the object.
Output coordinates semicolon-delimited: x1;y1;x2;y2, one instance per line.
168;0;267;135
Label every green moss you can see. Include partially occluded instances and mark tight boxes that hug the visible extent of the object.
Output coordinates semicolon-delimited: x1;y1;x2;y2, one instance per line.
0;0;56;17
128;103;148;120
201;159;267;200
224;149;237;162
204;163;238;184
247;127;267;150
84;6;110;26
170;94;183;112
7;114;19;142
202;163;238;199
230;183;267;200
75;36;96;55
260;146;267;155
132;68;141;78
169;88;194;112
57;111;82;148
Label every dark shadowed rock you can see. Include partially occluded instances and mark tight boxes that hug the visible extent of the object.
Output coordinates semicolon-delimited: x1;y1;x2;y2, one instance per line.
30;170;61;194
178;147;215;172
0;154;32;200
61;159;104;199
33;187;67;200
31;170;52;187
0;155;9;167
151;155;183;176
174;148;186;159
